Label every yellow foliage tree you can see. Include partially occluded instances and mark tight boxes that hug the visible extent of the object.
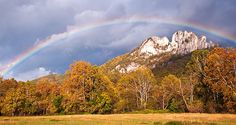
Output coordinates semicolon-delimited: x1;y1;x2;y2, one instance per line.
117;66;156;111
62;61;115;114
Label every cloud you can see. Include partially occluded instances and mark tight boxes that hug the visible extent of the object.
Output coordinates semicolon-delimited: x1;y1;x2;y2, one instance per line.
6;67;53;81
0;0;236;80
74;10;106;26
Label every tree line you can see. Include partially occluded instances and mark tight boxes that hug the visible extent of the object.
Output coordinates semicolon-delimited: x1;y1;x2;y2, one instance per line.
0;47;235;116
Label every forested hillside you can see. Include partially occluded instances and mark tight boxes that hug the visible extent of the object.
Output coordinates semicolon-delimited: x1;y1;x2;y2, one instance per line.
0;47;235;116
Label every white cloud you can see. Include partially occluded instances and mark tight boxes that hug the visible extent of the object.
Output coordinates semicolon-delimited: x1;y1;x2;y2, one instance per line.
73;10;105;26
9;67;53;81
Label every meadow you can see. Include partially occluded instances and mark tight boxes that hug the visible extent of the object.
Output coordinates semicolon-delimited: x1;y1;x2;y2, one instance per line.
0;113;235;125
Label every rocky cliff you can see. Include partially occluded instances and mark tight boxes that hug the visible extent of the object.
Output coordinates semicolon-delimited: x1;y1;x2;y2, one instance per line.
102;31;215;73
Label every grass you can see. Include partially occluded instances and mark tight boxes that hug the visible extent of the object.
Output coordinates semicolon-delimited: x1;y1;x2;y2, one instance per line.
0;113;235;125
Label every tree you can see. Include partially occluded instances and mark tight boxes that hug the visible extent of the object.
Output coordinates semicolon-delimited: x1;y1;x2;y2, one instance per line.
0;78;18;115
204;48;236;112
158;75;181;110
1;82;37;116
62;61;115;114
185;50;212;112
0;78;18;97
157;74;200;112
117;66;156;110
35;78;61;115
186;50;209;103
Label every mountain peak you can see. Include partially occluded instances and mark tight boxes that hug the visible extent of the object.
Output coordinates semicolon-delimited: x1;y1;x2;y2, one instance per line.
135;30;215;58
138;36;170;57
172;30;214;54
103;30;216;73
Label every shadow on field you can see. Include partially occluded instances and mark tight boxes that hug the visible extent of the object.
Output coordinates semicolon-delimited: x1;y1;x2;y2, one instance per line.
153;121;217;125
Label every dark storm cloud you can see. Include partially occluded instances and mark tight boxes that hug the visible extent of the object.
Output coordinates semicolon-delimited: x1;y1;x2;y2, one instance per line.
0;0;236;81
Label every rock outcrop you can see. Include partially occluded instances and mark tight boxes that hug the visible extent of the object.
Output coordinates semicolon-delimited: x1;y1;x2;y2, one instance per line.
134;31;215;58
172;31;214;54
103;30;216;73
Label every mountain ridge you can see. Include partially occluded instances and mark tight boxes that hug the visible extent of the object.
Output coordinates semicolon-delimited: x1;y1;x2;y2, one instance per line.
34;30;216;82
102;30;216;73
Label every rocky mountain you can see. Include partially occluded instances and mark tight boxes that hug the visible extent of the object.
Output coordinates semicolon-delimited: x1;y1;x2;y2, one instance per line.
102;31;215;73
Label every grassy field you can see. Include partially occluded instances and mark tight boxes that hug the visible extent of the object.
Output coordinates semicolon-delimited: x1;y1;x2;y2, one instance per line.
0;113;235;125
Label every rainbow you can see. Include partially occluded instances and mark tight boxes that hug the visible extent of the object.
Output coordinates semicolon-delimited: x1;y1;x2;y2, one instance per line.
1;16;236;77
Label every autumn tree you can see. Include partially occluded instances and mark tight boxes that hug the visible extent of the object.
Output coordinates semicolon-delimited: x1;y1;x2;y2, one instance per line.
1;82;37;116
0;78;18;97
177;76;204;113
186;50;209;102
0;78;18;115
182;49;212;112
62;61;115;114
117;66;156;111
157;75;180;110
204;48;236;113
35;78;62;115
154;74;202;112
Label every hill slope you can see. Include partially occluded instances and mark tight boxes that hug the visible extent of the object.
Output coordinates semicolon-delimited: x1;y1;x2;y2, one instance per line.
32;74;64;84
102;30;215;75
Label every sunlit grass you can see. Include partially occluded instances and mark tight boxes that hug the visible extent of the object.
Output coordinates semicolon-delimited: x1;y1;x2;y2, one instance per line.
0;113;235;125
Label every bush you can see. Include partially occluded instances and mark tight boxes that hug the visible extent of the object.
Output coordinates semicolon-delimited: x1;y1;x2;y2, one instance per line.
165;121;183;125
168;99;184;112
188;100;204;113
153;121;162;125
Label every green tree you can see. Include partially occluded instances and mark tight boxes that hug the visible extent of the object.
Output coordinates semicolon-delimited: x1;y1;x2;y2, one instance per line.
185;49;211;112
186;50;209;102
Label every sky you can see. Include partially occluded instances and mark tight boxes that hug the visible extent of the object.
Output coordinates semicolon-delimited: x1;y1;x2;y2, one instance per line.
0;0;236;81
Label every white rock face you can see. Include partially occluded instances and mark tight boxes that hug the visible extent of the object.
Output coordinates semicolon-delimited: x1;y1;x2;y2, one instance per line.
139;36;171;57
115;30;215;73
140;38;158;55
139;31;215;57
126;62;141;72
171;31;212;54
115;62;140;73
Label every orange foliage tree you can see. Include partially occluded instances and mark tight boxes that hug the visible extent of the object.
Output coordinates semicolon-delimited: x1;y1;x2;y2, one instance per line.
204;48;236;112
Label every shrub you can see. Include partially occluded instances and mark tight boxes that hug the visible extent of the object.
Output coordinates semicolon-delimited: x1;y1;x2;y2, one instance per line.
153;121;162;125
165;121;183;125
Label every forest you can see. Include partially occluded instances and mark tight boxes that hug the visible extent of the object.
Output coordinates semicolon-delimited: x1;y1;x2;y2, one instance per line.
0;47;235;116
